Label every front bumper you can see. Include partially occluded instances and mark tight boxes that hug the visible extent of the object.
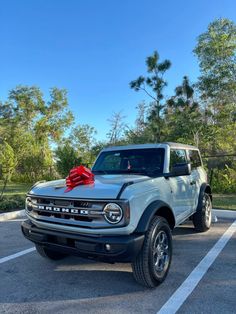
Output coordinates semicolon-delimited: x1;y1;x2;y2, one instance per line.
21;220;145;263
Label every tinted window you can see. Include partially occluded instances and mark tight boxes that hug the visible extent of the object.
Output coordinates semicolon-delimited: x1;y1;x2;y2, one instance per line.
92;148;165;176
189;150;201;169
169;149;187;171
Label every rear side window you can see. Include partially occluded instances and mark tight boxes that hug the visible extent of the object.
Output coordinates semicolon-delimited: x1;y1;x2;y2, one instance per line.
188;150;202;169
169;149;187;171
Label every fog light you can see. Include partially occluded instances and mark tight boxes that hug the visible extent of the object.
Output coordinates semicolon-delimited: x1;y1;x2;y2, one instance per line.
105;244;111;251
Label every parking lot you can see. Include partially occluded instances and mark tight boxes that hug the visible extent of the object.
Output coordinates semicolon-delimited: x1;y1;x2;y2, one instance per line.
0;217;235;314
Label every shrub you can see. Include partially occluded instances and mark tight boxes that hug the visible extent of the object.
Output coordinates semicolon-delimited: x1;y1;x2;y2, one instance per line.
211;165;236;193
0;195;25;212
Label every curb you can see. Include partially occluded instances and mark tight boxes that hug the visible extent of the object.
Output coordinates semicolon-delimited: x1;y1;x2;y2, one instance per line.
213;209;236;220
0;209;25;222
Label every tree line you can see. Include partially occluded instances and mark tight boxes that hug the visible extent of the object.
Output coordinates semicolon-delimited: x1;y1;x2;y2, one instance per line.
0;18;236;195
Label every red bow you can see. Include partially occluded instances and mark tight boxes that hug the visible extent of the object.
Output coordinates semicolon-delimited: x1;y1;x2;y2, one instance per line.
65;165;94;192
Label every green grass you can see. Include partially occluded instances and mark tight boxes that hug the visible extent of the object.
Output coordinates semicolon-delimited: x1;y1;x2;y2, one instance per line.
0;181;32;196
213;194;236;211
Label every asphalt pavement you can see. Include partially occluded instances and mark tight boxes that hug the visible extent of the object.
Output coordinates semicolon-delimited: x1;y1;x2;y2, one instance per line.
0;217;235;314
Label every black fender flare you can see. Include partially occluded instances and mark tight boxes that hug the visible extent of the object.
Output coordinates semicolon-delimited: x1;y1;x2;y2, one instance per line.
195;183;212;212
134;200;175;233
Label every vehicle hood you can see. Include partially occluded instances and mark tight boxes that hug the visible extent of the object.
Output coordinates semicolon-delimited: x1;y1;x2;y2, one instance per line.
29;174;150;199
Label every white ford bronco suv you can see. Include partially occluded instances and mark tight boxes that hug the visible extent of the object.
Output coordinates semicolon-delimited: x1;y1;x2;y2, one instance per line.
22;143;212;287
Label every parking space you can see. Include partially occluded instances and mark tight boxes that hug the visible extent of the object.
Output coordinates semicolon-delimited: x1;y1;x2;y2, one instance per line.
0;218;235;314
178;236;236;314
0;219;33;258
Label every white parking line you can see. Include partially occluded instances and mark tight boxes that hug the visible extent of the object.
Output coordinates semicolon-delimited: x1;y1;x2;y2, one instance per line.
157;220;236;314
0;247;36;264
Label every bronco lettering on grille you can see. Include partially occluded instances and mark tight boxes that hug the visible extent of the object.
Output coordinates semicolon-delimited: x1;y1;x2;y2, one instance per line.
37;205;88;215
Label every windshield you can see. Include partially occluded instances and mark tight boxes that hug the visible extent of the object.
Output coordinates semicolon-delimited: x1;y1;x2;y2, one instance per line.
92;148;165;176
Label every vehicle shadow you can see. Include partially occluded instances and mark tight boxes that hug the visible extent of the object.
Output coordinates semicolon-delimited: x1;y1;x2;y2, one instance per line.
173;224;197;236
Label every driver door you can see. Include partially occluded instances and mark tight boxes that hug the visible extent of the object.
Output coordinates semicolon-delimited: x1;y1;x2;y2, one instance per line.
168;149;194;224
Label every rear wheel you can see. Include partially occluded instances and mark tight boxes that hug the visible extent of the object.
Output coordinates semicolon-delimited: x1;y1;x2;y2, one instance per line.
35;244;68;260
132;216;172;288
193;193;212;232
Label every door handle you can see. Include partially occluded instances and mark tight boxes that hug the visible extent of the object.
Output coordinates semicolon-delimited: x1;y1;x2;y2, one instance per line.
190;180;196;185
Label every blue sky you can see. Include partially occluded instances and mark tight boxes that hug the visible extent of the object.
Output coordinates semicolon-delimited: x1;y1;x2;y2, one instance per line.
1;0;236;140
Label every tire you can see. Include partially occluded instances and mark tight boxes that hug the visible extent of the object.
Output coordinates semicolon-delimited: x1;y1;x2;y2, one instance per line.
131;216;172;288
193;193;212;232
35;244;68;260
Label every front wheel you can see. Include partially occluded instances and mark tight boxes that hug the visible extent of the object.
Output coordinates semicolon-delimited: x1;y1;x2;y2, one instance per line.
35;244;68;260
132;216;172;288
193;193;212;232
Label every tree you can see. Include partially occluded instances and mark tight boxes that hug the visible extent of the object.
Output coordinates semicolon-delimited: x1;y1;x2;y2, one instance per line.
0;86;74;182
0;101;14;140
8;86;74;143
55;143;82;177
134;102;147;134
194;18;236;153
125;102;151;144
69;124;97;166
130;51;171;142
165;76;204;147
16;133;54;182
0;142;17;199
194;18;236;108
107;111;126;144
34;87;74;143
90;141;108;159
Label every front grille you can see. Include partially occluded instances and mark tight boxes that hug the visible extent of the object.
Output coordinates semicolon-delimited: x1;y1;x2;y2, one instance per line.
32;198;96;209
37;198;51;205
26;195;129;230
27;197;105;226
54;199;70;206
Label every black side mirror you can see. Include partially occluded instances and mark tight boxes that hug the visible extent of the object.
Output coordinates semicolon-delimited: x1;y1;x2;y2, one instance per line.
171;163;191;176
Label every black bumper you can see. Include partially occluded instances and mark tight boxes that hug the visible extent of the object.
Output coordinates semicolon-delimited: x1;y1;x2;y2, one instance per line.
21;220;145;263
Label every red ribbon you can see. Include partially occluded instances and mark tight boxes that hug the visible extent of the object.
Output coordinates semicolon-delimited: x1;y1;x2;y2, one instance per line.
65;165;94;192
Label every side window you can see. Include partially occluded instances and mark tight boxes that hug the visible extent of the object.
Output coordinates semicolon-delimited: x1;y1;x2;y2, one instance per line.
188;150;202;169
169;149;187;171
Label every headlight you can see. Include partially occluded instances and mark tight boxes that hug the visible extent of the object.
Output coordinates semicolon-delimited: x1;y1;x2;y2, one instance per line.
103;203;123;224
26;197;32;211
26;197;37;211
